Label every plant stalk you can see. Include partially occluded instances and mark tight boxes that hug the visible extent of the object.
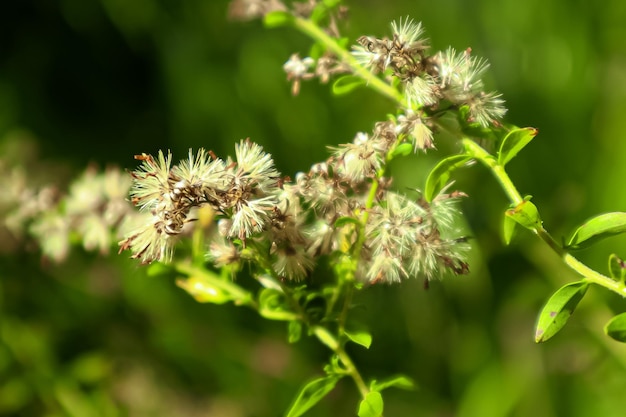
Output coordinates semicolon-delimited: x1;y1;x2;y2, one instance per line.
292;17;404;105
463;138;626;297
312;326;369;399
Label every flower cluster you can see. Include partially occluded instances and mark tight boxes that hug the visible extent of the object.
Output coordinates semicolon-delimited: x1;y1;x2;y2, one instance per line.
231;4;504;131
279;13;506;153
228;0;286;21
119;140;281;264
1;158;136;262
120;133;469;284
229;0;347;27
354;17;506;127
134;8;482;274
298;131;469;283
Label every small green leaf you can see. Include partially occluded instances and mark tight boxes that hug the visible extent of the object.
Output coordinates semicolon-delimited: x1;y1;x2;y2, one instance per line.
335;216;361;228
535;281;588;343
146;262;171;276
312;326;340;350
358;392;383;417
323;354;348;376
176;277;233;304
345;325;372;349
505;197;541;231
256;274;284;291
258;288;298;321
497;127;538;166
332;75;366;95
310;5;326;24
389;143;413;158
370;375;416;392
286;376;341;417
263;11;294;28
309;42;325;60
288;321;303;344
322;0;341;7
608;254;626;282
566;212;626;250
337;37;350;50
310;2;337;24
604;312;626;342
502;213;517;245
424;154;472;202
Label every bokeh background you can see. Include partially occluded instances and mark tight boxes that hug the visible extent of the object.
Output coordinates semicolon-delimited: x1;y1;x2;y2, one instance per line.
2;0;626;416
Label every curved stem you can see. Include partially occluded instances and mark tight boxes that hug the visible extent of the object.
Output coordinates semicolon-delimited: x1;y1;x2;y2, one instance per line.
462;138;626;298
292;17;404;105
564;254;626;296
337;283;354;334
260;265;368;398
313;326;369;399
461;138;523;206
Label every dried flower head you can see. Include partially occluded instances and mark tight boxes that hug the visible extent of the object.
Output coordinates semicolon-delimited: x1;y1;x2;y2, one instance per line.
361;191;469;284
351;18;507;128
119;140;282;263
228;0;286;21
284;54;316;95
331;132;384;183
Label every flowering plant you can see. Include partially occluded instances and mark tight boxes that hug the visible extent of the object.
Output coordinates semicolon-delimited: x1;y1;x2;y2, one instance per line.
4;1;626;416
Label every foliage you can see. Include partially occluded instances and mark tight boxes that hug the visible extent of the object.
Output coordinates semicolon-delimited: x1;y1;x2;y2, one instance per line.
2;1;626;416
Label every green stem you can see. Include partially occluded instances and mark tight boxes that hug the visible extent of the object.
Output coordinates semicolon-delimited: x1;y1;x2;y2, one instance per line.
353;178;379;256
565;254;626;296
338;283;354;334
313;326;369;399
292;17;404;105
273;274;368;398
462;138;626;298
462;138;523;206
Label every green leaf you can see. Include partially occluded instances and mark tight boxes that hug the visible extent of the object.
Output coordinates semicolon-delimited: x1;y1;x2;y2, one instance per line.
389;143;413;158
323;354;349;376
345;324;372;349
334;216;361;228
286;376;341;417
535;281;588;343
502;213;517;245
370;375;416;392
312;326;340;350
497;127;538;166
332;75;366;95
357;392;383;417
604;312;626;342
566;212;626;250
309;42;325;60
258;288;298;321
0;377;32;413
288;321;303;344
146;262;171;277
608;254;626;282
336;36;350;50
311;0;343;24
424;154;472;202
69;352;109;384
505;197;541;231
310;7;325;24
256;274;284;291
263;11;294;28
176;277;233;304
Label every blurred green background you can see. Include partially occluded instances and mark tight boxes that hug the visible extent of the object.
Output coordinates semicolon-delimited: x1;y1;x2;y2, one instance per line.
2;0;626;416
